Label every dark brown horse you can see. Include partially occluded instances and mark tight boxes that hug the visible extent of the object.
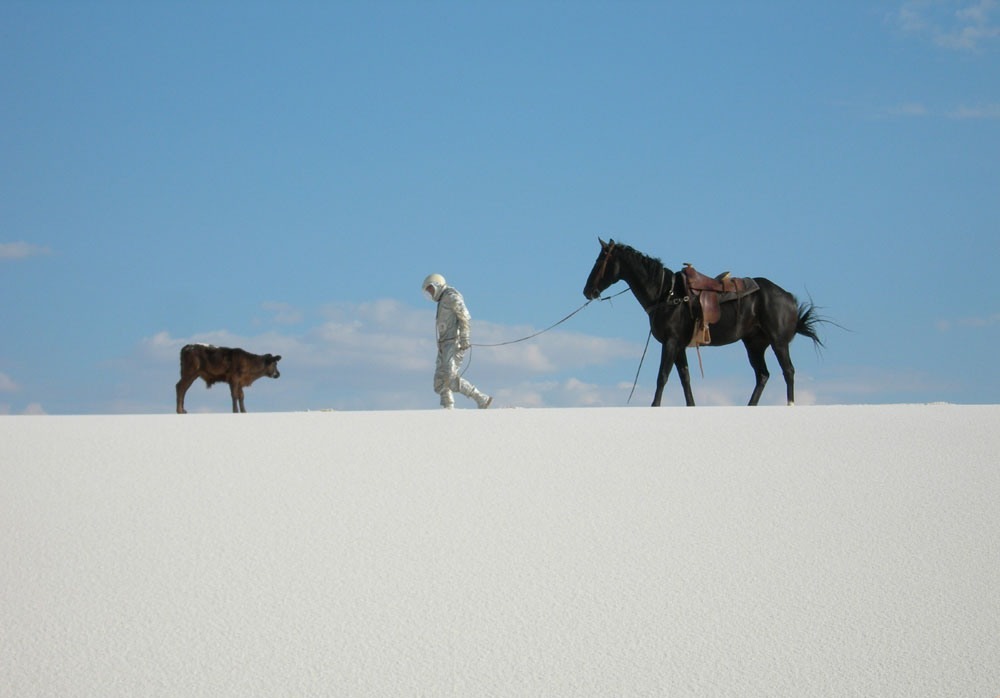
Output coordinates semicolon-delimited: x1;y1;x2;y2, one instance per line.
583;239;823;406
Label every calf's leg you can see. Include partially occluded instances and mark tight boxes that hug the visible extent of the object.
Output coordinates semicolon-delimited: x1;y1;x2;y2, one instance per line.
175;375;197;414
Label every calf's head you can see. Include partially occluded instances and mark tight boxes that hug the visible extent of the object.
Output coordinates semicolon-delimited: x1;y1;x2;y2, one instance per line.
264;354;282;379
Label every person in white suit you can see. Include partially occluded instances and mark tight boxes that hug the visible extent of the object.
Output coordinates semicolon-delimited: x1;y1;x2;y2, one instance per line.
422;273;493;410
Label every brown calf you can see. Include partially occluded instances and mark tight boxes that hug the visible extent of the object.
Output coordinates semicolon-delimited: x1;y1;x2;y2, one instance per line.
175;344;281;413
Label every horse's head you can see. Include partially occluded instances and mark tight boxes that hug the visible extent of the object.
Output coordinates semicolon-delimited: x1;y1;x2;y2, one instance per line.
583;238;621;300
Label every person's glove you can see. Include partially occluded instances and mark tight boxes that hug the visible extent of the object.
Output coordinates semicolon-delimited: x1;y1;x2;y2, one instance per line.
458;336;471;351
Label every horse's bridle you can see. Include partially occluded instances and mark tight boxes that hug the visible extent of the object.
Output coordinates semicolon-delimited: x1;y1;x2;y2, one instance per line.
596;241;688;314
595;240;616;289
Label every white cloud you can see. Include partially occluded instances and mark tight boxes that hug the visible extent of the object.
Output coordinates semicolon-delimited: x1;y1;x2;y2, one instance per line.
803;365;948;403
0;373;47;414
259;301;304;326
947;103;1000;119
866;101;1000;121
122;300;866;411
119;300;645;411
937;312;1000;330
865;102;929;121
879;103;929;118
0;401;49;415
0;241;51;260
893;0;1000;51
492;377;627;409
0;373;17;392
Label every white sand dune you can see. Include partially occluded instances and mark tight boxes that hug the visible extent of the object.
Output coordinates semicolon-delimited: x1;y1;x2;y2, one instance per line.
2;405;998;697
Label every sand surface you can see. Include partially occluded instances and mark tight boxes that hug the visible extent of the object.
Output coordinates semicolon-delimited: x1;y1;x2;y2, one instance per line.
2;405;998;696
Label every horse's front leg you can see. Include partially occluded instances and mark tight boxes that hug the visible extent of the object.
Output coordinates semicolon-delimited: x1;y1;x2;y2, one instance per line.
653;341;687;406
675;347;696;406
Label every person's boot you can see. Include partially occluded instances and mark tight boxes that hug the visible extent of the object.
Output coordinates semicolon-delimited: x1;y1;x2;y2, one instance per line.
457;379;492;409
439;390;454;409
473;389;492;409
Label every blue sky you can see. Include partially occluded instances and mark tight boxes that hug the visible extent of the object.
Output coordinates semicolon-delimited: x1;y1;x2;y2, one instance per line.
2;1;998;413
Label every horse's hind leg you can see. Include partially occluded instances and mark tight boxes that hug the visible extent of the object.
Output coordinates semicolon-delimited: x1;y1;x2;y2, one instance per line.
771;342;796;406
743;338;770;406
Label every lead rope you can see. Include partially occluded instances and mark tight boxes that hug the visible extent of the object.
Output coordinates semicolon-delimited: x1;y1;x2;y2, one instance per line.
471;288;630;348
456;288;631;378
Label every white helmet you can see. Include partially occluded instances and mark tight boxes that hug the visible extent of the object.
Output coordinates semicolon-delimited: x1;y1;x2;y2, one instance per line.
422;273;446;301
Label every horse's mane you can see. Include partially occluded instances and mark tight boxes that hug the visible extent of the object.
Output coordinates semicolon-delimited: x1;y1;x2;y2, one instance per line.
614;242;670;281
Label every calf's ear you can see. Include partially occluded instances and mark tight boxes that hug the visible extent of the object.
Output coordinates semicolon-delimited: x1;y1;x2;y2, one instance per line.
274;355;282;362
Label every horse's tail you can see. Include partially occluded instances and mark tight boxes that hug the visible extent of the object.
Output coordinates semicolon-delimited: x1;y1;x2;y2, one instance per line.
796;301;826;349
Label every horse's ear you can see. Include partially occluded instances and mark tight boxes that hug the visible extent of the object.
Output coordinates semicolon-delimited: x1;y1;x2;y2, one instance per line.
599;237;608;249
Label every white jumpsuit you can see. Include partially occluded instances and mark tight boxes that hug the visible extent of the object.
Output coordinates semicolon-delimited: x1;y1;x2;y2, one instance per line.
433;286;491;409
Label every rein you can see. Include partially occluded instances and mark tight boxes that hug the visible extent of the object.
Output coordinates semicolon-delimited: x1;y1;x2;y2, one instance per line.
471;288;629;348
461;242;673;399
456;287;629;381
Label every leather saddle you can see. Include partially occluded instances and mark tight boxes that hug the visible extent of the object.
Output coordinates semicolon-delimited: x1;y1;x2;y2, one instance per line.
682;263;759;346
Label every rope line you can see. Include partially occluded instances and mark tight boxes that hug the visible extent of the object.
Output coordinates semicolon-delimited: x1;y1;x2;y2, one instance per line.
471;288;630;348
627;329;653;404
455;286;634;387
